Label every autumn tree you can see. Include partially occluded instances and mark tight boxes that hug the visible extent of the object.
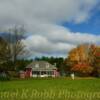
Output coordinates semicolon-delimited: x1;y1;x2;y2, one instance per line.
90;45;100;76
66;44;94;75
71;63;93;76
65;44;100;77
0;26;27;71
68;44;90;63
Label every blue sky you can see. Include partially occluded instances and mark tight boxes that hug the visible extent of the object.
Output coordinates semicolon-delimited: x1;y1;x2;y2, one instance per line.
62;6;100;35
0;0;100;58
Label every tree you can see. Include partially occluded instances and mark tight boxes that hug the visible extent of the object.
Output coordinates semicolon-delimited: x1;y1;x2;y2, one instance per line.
0;37;11;62
8;26;26;70
65;44;100;77
15;59;33;71
9;26;25;61
68;44;90;63
91;45;100;76
0;26;27;71
0;37;12;71
71;63;93;76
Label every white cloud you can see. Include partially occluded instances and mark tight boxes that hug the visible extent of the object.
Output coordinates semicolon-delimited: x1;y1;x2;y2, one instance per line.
0;0;98;27
22;24;100;57
0;0;100;57
22;34;76;58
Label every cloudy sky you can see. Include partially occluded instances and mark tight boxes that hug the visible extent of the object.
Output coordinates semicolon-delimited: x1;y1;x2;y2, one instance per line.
0;0;100;58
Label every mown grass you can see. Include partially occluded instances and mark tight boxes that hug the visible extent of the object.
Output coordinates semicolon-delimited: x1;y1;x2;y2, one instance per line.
0;77;100;100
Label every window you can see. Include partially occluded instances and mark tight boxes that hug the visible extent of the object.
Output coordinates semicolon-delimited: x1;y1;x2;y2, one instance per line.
35;64;39;68
46;63;49;68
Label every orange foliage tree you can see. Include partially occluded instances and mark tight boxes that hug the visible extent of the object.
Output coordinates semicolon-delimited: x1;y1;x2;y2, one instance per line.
65;44;100;76
71;63;93;76
90;45;100;76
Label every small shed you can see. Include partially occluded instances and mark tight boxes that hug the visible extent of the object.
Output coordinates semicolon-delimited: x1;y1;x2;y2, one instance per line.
19;71;25;79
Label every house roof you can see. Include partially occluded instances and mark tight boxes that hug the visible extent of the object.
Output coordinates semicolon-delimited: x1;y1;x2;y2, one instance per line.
26;61;57;70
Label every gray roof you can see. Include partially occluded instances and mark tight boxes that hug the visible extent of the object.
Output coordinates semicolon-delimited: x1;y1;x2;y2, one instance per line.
26;61;57;70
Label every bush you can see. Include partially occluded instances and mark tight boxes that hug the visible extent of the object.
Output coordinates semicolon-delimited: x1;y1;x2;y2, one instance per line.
0;72;10;81
8;71;19;78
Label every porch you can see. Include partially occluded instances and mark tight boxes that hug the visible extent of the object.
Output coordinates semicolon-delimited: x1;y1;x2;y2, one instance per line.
32;70;56;77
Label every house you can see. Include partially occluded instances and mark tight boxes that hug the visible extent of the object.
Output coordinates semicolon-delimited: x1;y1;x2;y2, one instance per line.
25;61;59;78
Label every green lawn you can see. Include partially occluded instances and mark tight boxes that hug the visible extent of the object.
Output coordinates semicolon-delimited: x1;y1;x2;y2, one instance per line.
0;78;100;100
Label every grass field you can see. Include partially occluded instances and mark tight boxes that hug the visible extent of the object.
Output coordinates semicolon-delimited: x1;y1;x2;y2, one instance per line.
0;78;100;100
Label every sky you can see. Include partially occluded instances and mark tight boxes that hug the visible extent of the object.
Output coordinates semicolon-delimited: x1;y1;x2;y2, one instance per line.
0;0;100;58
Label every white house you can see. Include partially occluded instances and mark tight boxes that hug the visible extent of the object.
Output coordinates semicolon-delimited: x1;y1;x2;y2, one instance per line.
25;61;59;78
